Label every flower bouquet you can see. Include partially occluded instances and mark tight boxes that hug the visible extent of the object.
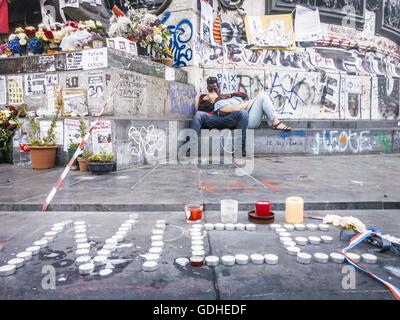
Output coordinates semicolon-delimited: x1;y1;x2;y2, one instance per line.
0;105;20;162
108;6;172;61
323;215;367;241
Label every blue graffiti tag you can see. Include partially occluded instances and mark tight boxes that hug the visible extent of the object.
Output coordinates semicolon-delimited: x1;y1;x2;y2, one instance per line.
268;73;310;116
165;16;193;67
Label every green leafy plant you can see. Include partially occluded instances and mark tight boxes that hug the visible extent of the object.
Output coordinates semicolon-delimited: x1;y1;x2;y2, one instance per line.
68;142;80;150
81;149;91;159
88;152;114;163
27;113;58;146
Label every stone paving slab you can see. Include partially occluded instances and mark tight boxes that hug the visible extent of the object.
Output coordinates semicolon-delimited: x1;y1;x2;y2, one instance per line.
0;154;400;211
0;210;399;300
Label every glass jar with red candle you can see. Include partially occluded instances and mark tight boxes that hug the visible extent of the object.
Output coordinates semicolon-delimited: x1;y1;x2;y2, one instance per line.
184;204;203;224
255;201;272;217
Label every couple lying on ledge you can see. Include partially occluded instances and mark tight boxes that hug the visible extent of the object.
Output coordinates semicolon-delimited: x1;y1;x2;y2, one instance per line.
187;77;291;157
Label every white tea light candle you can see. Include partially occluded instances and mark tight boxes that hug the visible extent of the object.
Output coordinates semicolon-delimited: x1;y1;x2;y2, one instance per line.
221;255;235;266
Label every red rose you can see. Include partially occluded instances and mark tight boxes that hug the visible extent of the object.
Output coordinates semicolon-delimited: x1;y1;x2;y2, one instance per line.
3;120;9;127
44;29;54;40
66;21;78;29
24;28;36;37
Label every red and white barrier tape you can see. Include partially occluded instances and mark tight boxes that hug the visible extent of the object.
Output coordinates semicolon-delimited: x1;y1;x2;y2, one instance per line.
41;57;137;212
305;215;400;300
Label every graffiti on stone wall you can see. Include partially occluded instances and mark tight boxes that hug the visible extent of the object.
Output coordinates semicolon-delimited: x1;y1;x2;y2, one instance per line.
165;16;194;67
266;71;340;117
167;82;196;116
128;125;165;160
377;77;400;120
199;40;400;76
311;130;373;154
339;76;370;119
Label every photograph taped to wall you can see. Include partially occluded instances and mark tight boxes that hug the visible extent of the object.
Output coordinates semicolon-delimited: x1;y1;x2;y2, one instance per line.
62;89;88;116
245;14;296;49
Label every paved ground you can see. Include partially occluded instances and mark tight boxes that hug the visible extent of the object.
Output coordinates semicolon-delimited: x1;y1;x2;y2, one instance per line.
0;210;399;300
0;154;399;211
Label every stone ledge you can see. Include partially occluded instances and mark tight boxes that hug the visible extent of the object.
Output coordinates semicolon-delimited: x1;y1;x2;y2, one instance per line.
0;48;188;84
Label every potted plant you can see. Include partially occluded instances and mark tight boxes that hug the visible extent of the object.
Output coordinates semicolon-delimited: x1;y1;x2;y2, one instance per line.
76;117;90;172
0;105;20;163
67;142;80;171
27;113;59;169
87;152;115;175
77;149;91;172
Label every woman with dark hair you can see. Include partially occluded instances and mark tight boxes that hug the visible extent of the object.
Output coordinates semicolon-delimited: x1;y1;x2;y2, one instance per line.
199;90;291;131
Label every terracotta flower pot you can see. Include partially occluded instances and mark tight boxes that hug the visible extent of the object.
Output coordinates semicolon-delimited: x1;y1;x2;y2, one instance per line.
29;145;57;169
77;157;88;172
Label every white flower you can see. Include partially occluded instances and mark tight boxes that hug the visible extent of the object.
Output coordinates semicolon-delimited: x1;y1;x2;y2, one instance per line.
143;13;157;26
8;34;16;41
153;34;163;44
19;38;27;46
95;21;102;27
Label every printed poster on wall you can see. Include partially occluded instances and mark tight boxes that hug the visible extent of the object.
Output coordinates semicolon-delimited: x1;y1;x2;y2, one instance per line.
88;72;104;98
63;118;88;152
66;52;83;70
200;0;215;45
82;47;108;70
0;76;6;105
60;0;80;9
24;73;47;96
40;120;64;145
91;120;112;154
7;75;24;104
245;14;296;50
295;6;322;42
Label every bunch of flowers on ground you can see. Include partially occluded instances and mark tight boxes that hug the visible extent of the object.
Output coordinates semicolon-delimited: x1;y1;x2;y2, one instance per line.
323;215;366;233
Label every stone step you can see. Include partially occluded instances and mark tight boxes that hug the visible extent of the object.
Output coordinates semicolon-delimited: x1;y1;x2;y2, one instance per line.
0;201;399;213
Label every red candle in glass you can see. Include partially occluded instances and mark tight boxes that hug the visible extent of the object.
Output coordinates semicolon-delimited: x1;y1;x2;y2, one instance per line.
185;204;203;222
256;201;271;217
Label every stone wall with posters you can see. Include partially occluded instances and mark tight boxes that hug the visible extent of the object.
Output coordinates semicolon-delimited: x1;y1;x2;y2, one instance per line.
163;0;400;121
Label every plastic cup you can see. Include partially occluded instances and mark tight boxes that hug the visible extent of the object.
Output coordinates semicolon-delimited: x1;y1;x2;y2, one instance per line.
220;199;238;224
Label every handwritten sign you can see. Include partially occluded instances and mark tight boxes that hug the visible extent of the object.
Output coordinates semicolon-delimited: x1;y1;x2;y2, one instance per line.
82;48;108;70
